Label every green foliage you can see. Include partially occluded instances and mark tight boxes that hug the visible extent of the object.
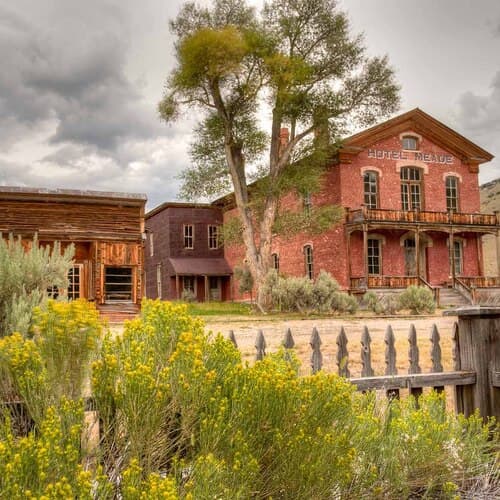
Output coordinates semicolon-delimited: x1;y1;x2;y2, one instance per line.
363;291;401;315
0;234;74;337
0;299;497;497
399;285;436;314
0;300;103;426
263;269;358;314
234;265;254;295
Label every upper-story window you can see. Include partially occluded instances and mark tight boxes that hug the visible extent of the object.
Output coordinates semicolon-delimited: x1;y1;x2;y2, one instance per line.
400;167;423;211
208;225;219;250
304;245;313;279
272;253;280;272
303;192;312;216
402;135;419;150
363;171;379;209
445;176;459;212
183;224;194;249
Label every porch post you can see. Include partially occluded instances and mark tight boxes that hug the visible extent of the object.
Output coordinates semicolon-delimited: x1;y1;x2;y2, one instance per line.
175;274;180;299
346;229;352;288
415;227;420;279
450;230;456;284
445;307;500;421
363;224;368;287
496;229;500;277
204;275;209;302
476;234;484;276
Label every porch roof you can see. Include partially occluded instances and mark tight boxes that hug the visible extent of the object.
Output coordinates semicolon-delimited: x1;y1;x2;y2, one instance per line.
169;258;232;276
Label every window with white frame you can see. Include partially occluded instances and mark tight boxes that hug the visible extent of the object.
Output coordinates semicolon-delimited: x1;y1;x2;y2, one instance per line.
149;232;154;257
367;238;381;275
184;224;194;249
363;171;379;209
67;265;82;300
445;176;459;212
402;135;418;150
451;240;463;276
304;245;313;279
208;225;219;249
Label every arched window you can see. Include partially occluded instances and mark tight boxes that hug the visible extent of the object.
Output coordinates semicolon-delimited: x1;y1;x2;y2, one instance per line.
272;253;280;272
304;245;314;279
402;135;418;150
445;176;459;212
400;167;423;211
363;171;379;208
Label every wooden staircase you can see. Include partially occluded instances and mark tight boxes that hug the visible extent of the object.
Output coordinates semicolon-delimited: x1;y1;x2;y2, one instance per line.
97;303;140;323
439;287;470;308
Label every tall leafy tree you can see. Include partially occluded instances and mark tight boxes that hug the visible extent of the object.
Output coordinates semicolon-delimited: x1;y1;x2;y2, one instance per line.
160;0;400;308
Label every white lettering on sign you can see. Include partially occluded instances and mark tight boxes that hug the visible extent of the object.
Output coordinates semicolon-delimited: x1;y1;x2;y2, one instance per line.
366;149;454;165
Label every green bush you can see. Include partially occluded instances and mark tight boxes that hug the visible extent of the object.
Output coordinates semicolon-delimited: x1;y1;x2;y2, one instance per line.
0;299;497;498
0;234;74;337
263;269;357;314
363;291;400;315
399;285;436;314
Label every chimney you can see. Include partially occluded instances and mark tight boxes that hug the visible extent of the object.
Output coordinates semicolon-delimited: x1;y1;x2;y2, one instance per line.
279;127;289;156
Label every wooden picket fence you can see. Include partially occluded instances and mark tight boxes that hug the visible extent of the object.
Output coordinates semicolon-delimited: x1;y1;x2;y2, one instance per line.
227;307;500;421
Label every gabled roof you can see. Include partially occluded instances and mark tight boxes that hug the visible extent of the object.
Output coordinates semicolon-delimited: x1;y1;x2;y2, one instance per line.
341;108;494;165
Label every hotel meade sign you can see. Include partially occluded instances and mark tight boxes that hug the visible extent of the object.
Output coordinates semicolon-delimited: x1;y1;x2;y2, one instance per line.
367;149;454;165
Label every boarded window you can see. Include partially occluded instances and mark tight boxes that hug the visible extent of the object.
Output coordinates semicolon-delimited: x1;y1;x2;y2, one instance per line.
105;267;133;301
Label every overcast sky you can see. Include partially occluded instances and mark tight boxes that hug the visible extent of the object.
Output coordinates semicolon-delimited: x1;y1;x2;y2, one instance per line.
1;0;500;210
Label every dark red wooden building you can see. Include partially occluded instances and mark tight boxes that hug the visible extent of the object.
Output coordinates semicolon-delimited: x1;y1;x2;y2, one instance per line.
144;203;232;301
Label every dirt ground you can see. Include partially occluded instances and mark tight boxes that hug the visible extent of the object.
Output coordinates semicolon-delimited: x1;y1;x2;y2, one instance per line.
202;313;457;378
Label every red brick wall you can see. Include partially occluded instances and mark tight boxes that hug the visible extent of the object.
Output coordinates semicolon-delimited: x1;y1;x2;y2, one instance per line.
223;130;484;298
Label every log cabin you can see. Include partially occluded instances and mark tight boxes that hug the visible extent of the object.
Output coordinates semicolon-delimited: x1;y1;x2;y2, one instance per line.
0;187;146;321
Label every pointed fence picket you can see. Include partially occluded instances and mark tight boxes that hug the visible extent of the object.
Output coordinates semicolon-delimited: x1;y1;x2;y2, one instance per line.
228;309;500;420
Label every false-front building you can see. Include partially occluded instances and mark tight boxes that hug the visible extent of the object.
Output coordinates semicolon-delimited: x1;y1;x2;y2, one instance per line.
144;203;232;301
0;187;146;319
219;109;500;304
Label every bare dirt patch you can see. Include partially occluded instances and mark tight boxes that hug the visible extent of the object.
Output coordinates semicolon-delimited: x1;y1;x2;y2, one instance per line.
203;313;457;378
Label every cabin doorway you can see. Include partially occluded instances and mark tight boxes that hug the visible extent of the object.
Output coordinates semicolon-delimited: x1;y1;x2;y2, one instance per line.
208;276;221;301
104;266;133;302
403;237;427;280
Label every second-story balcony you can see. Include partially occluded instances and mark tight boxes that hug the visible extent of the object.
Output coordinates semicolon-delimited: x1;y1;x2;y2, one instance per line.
346;207;499;228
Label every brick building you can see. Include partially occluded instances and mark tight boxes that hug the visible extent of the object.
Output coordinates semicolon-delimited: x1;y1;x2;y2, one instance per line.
144;203;232;301
218;109;500;303
0;187;146;320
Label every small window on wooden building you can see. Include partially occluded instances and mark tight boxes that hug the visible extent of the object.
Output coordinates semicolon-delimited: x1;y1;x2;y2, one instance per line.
445;176;459;212
184;225;194;249
272;253;280;272
402;136;418;150
401;167;422;211
105;267;133;302
67;265;82;300
363;171;379;209
304;245;314;279
208;225;219;249
367;238;381;275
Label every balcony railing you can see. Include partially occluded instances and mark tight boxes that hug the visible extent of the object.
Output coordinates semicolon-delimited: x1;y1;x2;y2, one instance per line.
350;276;419;289
458;276;500;288
347;207;498;226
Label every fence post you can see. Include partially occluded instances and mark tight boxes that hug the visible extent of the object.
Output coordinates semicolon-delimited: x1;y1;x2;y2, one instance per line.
445;306;500;420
